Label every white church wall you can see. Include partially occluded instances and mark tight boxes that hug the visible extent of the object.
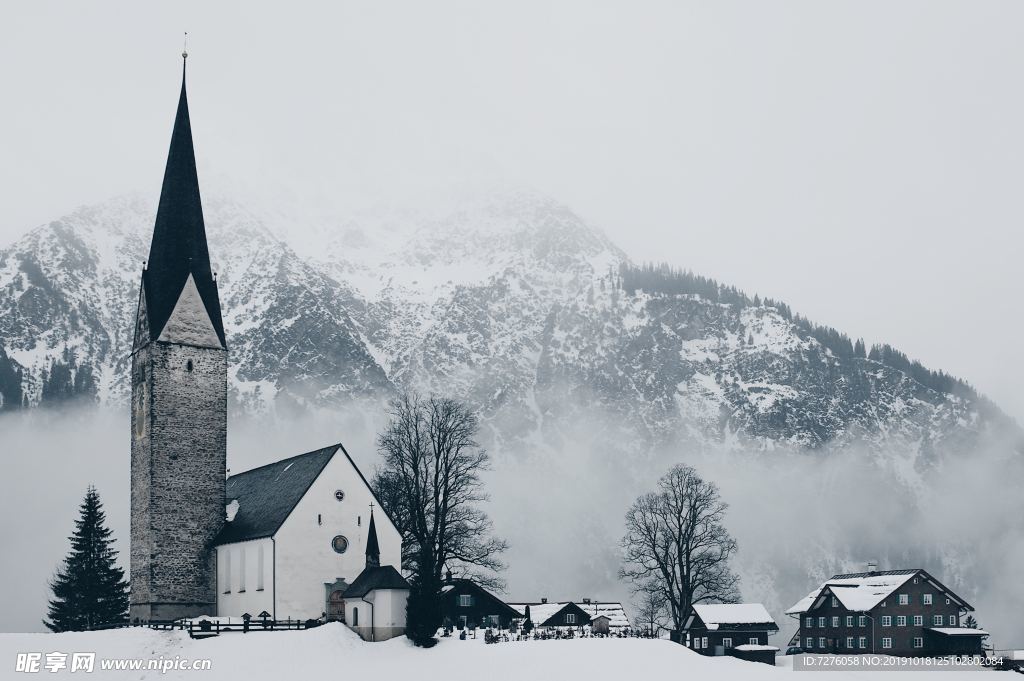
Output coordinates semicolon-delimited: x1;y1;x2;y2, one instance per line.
273;450;402;620
215;538;273;619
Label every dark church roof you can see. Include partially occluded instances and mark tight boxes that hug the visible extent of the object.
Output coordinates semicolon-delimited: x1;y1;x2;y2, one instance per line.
141;58;226;347
215;445;339;545
343;565;409;598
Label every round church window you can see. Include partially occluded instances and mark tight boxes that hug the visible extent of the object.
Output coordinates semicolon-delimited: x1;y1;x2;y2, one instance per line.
332;535;349;554
334;490;345;501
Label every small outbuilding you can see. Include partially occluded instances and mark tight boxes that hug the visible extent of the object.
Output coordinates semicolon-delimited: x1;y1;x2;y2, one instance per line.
590;614;612;635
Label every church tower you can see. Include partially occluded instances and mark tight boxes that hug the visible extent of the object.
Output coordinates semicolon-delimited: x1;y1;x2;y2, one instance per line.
130;53;227;622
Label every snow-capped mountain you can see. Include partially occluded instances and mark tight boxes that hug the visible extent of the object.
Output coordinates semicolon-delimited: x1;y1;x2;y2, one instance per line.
3;189;1024;641
0;190;1018;460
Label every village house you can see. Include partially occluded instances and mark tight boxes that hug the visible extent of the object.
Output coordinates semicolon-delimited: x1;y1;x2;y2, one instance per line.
682;603;779;665
440;575;521;630
508;599;631;632
785;567;987;657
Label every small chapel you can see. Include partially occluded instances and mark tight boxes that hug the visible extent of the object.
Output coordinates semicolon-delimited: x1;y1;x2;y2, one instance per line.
128;53;408;642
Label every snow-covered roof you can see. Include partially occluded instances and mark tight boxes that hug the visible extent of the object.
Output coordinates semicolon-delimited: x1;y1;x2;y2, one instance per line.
785;570;918;615
927;628;988;636
691;604;776;630
734;644;779;652
509;601;630;628
508;602;571;626
579;602;630;628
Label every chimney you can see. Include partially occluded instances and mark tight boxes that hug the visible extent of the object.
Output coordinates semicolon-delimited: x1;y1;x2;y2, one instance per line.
582;598;591;604
867;561;878;574
446;570;453;584
541;597;547;604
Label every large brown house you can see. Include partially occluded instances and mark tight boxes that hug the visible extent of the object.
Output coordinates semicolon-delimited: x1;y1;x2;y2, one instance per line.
786;568;987;657
440;577;521;630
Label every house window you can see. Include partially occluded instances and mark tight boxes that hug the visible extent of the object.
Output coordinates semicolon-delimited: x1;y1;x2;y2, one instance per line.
846;616;854;627
818;617;826;627
948;615;956;626
859;637;867;649
805;637;814;649
702;637;708;649
832;616;839;627
933;615;943;626
859;616;866;627
818;637;826;649
352;607;359;627
806;616;814;628
694;637;702;649
458;594;473;608
332;535;349;554
923;594;932;605
913;616;923;626
223;550;231;594
749;637;759;645
945;598;950;605
913;637;923;649
881;616;891;627
831;596;838;608
723;638;733;648
566;613;577;624
239;547;246;592
256;544;265;591
846;637;854;649
898;594;909;605
897;616;906;627
489;615;500;628
882;638;892;649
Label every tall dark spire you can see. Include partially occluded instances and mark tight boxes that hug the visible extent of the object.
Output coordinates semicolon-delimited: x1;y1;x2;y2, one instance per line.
140;52;225;347
365;509;381;569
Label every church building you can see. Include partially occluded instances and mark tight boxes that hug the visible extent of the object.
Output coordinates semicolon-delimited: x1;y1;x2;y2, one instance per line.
128;53;406;641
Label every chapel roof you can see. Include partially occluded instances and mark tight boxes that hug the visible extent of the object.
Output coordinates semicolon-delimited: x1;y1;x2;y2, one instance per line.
343;565;409;598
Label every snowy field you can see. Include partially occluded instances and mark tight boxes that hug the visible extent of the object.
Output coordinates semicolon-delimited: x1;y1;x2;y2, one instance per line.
0;624;996;680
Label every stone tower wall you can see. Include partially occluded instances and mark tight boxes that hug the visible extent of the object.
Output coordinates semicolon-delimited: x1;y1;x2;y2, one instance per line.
130;340;226;622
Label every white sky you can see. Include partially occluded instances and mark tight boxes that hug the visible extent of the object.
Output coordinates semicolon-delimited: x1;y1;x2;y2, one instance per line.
1;1;1021;423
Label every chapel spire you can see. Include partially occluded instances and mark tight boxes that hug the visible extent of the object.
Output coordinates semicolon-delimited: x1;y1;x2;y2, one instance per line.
365;508;381;569
139;50;225;348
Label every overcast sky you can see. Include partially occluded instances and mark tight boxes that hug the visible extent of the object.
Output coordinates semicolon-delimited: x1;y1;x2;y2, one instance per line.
2;1;1021;423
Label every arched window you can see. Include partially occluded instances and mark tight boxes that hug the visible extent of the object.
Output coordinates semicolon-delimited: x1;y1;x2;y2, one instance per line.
352;607;359;627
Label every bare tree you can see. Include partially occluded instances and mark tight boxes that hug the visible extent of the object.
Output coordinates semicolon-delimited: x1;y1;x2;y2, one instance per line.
635;585;668;637
619;464;739;638
372;393;507;645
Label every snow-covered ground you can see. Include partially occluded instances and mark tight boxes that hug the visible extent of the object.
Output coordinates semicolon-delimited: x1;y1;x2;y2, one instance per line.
0;624;994;680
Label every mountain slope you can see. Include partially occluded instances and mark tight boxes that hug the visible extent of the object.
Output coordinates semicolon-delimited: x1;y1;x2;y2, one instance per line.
0;190;1016;460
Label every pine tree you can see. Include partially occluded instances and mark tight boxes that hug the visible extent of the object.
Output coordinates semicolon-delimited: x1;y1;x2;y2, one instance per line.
45;487;129;632
964;615;978;629
523;605;534;634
